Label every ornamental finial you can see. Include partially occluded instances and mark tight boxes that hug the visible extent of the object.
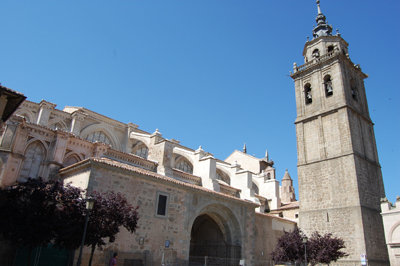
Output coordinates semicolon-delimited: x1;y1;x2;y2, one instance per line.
317;0;322;14
312;0;333;38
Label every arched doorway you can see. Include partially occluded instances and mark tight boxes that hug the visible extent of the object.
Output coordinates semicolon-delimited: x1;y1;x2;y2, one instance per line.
189;213;241;265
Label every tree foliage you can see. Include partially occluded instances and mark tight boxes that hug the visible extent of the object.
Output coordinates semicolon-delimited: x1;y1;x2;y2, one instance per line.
0;178;84;249
271;228;306;263
0;178;139;266
271;228;348;265
85;191;139;266
308;231;348;265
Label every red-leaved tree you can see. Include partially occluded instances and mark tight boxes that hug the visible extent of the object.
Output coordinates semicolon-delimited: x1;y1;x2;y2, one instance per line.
308;231;348;265
0;178;85;265
0;179;139;266
271;228;307;264
84;191;139;266
271;228;348;265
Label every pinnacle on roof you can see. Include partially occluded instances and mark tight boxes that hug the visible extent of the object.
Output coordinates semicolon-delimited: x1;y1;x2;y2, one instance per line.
312;0;333;39
282;169;292;180
243;143;247;154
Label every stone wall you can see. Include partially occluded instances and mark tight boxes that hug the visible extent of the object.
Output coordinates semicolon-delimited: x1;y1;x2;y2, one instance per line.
253;213;296;265
61;159;259;266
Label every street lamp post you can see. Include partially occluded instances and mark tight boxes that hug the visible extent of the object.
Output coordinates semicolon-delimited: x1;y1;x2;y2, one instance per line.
302;237;307;266
76;196;95;266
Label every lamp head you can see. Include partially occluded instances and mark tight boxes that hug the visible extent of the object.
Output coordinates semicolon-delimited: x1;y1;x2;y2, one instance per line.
86;196;95;210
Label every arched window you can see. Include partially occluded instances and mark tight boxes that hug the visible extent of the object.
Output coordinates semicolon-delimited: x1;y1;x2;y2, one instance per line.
85;131;112;146
131;141;149;159
175;156;193;174
312;49;320;59
324;75;333;97
63;155;80;167
19;141;46;181
252;182;259;195
327;45;334;53
216;169;231;185
304;83;312;104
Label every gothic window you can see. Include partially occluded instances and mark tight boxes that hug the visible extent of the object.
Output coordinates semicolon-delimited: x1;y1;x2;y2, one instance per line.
49;122;66;131
85;131;112;146
327;45;334;53
304;83;312;104
216;169;230;185
266;173;271;180
135;146;148;159
131;141;149;159
63;155;80;167
175;156;193;174
324;75;333;97
312;49;320;59
19;141;46;181
252;182;259;195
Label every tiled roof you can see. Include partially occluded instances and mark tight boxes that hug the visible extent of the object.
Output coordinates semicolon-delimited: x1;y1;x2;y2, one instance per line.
271;201;299;211
0;85;25;96
59;157;259;207
255;212;297;224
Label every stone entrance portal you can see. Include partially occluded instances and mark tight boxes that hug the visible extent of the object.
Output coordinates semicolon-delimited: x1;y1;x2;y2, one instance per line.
189;213;241;265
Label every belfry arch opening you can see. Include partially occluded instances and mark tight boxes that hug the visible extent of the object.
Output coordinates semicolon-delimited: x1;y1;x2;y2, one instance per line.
189;213;241;264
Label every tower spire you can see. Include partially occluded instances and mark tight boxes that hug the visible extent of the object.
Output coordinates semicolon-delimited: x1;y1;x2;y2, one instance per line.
317;0;322;14
312;0;333;38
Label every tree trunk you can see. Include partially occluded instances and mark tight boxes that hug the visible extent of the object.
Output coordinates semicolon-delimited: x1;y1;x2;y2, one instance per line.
88;244;96;266
27;247;32;266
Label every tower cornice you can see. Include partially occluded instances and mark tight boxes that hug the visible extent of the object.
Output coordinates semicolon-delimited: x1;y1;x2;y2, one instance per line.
290;50;367;80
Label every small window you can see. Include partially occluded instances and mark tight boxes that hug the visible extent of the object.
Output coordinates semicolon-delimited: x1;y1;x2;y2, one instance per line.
324;75;333;97
295;213;299;218
156;193;168;217
304;83;312;104
278;212;283;218
350;79;358;101
327;45;334;53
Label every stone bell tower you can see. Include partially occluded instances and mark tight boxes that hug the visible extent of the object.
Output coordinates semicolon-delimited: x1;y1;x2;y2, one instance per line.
290;1;388;265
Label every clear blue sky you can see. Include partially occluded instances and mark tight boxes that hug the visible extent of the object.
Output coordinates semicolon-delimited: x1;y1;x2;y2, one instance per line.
1;1;399;202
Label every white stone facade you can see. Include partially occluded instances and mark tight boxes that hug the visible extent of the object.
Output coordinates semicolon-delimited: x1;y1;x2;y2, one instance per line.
381;198;400;266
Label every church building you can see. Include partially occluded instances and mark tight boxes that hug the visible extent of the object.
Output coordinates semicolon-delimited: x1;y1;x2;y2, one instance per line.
0;1;393;265
0;98;297;265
